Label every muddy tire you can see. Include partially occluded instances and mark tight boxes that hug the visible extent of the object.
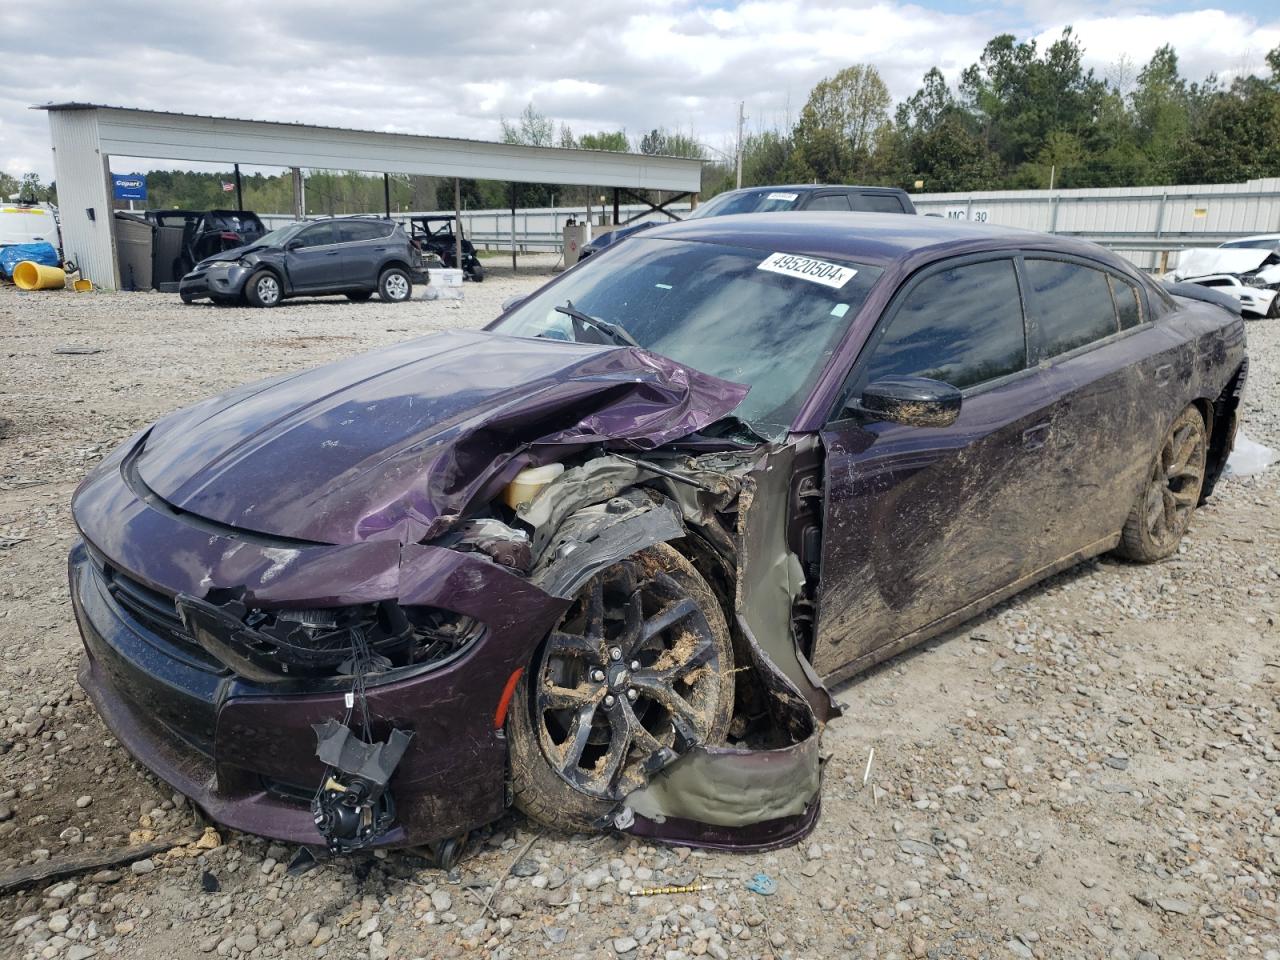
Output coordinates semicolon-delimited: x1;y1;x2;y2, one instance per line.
1115;405;1207;563
244;270;282;308
1268;291;1280;320
508;544;734;832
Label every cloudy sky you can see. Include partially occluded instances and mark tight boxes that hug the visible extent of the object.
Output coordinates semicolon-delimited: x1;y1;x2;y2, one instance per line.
3;0;1278;180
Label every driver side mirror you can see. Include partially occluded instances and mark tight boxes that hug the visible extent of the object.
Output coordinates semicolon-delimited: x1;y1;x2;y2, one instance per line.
851;376;962;428
285;239;303;251
501;295;526;313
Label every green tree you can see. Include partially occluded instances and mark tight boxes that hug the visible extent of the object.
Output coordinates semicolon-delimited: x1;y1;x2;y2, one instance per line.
792;64;891;182
578;131;629;151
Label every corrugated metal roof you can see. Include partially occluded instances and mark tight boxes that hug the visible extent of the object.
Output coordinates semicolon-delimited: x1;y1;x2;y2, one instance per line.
31;102;698;164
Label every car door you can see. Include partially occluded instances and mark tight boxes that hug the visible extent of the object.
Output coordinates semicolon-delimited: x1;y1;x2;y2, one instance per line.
812;255;1060;679
284;222;342;292
335;220;394;286
1020;256;1182;553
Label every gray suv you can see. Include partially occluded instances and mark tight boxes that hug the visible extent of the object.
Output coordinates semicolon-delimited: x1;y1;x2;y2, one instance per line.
179;216;423;307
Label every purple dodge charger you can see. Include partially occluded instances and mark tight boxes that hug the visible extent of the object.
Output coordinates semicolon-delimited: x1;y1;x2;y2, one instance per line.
69;213;1246;859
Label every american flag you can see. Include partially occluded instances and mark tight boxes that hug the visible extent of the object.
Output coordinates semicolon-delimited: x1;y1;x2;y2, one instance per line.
220;181;234;192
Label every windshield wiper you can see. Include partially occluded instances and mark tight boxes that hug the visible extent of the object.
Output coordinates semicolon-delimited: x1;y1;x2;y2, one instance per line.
554;302;640;348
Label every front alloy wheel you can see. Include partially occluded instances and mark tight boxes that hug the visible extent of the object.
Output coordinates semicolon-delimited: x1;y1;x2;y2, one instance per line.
508;545;733;830
245;270;281;308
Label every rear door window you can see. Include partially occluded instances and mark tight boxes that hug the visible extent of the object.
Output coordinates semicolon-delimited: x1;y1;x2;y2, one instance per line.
806;193;852;211
337;221;389;243
1109;276;1143;330
863;258;1026;390
852;193;907;213
1024;259;1119;359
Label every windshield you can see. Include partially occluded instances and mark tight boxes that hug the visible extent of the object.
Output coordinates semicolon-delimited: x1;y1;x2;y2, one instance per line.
489;237;881;435
687;189;804;220
1220;237;1280;252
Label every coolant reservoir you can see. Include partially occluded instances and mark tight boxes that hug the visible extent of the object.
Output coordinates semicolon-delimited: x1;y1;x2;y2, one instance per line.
503;463;565;510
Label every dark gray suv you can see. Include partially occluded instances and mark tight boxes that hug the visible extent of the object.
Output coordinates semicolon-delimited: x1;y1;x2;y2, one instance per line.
179;216;423;307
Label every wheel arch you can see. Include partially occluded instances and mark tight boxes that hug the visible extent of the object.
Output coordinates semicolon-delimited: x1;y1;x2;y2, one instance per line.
1200;359;1248;502
247;262;288;295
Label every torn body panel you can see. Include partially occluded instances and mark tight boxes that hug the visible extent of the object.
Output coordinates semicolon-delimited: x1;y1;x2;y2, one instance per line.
70;337;830;853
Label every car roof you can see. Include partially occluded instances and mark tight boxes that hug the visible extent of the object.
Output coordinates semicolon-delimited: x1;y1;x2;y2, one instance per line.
1221;234;1280;243
642;211;1124;269
719;184;906;195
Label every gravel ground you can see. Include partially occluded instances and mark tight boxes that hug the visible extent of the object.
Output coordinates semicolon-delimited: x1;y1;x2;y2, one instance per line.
0;262;1277;960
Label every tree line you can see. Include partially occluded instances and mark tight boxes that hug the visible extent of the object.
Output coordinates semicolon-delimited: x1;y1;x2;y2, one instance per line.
6;30;1277;213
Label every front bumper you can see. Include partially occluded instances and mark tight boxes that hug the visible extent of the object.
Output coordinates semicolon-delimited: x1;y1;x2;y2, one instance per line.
68;447;568;848
179;262;252;301
1236;286;1277;316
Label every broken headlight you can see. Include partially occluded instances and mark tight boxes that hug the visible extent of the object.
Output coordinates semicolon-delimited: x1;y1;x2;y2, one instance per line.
176;592;482;680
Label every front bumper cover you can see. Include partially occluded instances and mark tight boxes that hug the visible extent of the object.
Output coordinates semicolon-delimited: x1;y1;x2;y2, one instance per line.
179;262;252;300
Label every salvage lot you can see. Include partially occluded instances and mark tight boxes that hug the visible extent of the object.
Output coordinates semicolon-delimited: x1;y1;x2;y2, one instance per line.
1;261;1278;960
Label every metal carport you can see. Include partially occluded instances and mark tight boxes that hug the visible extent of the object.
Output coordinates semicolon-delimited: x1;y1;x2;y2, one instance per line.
35;103;704;290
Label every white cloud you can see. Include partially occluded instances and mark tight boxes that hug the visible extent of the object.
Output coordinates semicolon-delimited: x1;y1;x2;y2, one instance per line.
1;0;1276;180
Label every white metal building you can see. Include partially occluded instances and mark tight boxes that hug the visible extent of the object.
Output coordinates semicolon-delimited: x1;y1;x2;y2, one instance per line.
37;103;704;290
913;178;1280;270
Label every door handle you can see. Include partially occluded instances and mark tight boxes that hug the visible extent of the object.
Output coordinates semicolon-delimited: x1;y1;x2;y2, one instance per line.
1022;422;1051;449
326;251;340;256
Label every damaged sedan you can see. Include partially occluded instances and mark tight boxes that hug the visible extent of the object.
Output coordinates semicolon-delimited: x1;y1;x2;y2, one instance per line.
69;214;1247;858
1167;237;1280;319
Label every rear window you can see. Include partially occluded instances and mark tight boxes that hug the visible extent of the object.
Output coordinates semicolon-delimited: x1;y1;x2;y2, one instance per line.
851;194;907;213
1025;259;1119;359
338;221;391;243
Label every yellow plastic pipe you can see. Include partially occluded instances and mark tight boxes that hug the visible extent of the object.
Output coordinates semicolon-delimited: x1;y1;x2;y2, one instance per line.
12;261;66;290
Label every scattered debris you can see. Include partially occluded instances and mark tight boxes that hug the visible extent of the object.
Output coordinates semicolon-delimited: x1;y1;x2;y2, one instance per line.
51;345;104;355
745;873;778;896
0;840;181;894
628;882;710;897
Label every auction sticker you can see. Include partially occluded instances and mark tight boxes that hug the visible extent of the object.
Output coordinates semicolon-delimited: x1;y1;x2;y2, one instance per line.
766;192;799;202
757;252;857;288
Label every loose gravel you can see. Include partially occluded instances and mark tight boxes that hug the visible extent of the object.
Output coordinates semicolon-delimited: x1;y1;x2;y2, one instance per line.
0;262;1277;960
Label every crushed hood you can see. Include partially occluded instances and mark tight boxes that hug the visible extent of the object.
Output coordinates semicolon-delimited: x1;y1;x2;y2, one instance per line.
1172;247;1280;280
136;330;748;545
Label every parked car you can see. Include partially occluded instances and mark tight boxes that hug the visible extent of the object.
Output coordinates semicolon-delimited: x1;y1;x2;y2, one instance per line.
578;183;916;260
69;214;1245;858
0;201;60;249
408;215;485;281
1166;235;1280;319
147;209;267;281
178;216;422;307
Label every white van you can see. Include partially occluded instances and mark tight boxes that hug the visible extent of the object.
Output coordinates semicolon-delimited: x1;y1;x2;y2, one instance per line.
0;204;60;248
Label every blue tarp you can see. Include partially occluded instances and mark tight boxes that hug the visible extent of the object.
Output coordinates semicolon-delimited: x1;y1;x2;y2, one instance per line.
0;242;60;279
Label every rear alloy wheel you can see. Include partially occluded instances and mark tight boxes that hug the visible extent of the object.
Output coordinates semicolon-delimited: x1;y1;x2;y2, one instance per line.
378;268;411;302
508;544;733;831
244;270;282;308
1116;405;1207;562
